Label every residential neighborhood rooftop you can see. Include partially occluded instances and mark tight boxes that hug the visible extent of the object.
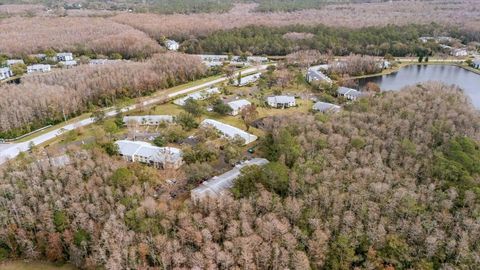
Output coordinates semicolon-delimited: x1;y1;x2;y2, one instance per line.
201;119;258;145
191;158;269;200
123;115;174;125
227;99;251;112
174;87;221;106
116;140;183;166
313;101;341;112
234;73;261;86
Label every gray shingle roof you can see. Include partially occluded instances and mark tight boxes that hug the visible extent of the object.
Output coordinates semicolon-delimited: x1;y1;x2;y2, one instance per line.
313;101;341;112
191;158;269;200
201;119;257;145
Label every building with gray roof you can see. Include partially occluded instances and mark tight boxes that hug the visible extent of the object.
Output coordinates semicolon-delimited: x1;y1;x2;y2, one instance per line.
6;59;24;66
306;68;333;84
0;67;13;80
267;95;296;108
472;58;480;69
27;64;51;74
312;101;341;113
174;87;220;106
200;119;257;145
191;158;269;200
227;99;251;115
233;73;261;86
56;52;74;61
115;140;183;169
123;115;174;126
337;87;365;101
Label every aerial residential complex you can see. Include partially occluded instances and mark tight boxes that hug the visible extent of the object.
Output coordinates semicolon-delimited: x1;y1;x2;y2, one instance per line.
115;140;183;169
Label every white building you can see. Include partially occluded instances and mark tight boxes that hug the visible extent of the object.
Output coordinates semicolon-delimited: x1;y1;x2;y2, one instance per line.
174;87;220;106
312;101;341;113
201;119;257;145
337;87;365;101
451;48;468;57
27;64;51;74
115;140;183;169
0;67;13;80
59;60;77;68
267;95;296;108
123;115;174;126
191;158;269;200
473;58;480;69
233;73;261;86
89;59;119;65
227;99;251;116
306;67;333;84
166;40;180;51
6;59;24;66
56;52;74;61
32;54;46;60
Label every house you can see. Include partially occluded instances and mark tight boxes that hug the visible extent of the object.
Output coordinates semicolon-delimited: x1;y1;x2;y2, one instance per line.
473;58;480;69
313;101;341;113
306;68;333;84
246;56;268;63
27;64;51;74
174;87;221;106
59;60;77;68
337;87;365;101
200;119;257;145
165;40;180;51
191;158;269;200
234;73;261;86
6;59;24;66
267;95;296;108
115;140;183;169
89;59;119;65
123;115;174;126
56;52;74;61
32;54;46;60
227;99;251;116
451;48;468;57
0;67;13;80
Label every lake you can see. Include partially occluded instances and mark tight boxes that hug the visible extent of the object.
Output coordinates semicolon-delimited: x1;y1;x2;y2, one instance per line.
358;65;480;109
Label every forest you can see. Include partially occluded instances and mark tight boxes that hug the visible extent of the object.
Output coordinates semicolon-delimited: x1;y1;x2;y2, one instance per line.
0;53;206;139
0;83;479;269
183;24;452;56
111;0;480;39
0;16;161;58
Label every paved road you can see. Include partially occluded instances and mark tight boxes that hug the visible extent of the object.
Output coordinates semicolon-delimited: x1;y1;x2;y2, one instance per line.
0;65;271;165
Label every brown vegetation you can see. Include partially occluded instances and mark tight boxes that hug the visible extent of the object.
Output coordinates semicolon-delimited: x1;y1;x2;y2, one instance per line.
285;50;331;67
1;83;479;269
0;16;161;57
0;53;206;137
111;1;480;40
329;54;382;76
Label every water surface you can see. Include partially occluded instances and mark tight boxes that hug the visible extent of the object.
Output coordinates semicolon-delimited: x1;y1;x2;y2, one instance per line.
358;65;480;108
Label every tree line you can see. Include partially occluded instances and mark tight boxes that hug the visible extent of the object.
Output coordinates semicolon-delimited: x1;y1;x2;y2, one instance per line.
0;83;479;269
182;24;465;56
0;53;206;139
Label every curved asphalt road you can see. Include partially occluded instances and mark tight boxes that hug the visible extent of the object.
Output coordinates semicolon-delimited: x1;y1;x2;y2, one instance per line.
0;65;271;165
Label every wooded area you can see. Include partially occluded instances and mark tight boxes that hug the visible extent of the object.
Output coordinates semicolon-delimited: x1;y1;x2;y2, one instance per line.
1;83;479;269
111;1;480;39
0;53;206;139
0;17;161;58
187;24;445;56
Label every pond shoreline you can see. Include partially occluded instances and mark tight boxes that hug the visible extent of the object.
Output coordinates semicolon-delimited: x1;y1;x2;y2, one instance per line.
351;61;480;80
355;64;480;109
